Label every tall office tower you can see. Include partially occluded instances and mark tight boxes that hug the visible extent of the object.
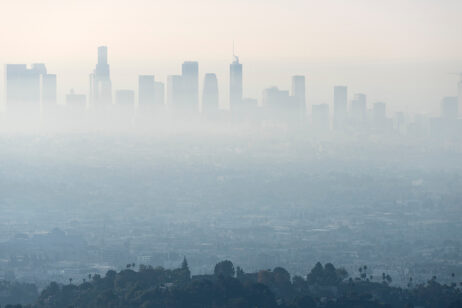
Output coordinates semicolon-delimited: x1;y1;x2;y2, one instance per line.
115;89;135;121
90;46;112;111
32;63;47;75
138;75;155;107
230;55;243;111
167;75;183;110
65;89;87;128
42;74;57;107
350;93;367;122
441;97;458;120
373;101;387;132
115;90;135;106
373;102;386;121
333;86;347;130
263;86;299;121
312;104;330;131
458;73;462;118
263;87;291;110
291;75;306;115
6;63;47;114
202;73;219;114
154;81;165;106
181;61;199;112
66;89;87;113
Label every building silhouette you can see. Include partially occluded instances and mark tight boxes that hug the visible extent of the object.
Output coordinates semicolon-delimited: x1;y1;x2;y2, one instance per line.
372;101;387;132
291;75;306;116
115;90;135;106
66;89;87;113
139;75;155;107
167;75;183;112
230;55;243;111
154;81;165;107
458;74;462;118
5;63;54;115
181;61;199;113
202;73;219;114
90;46;112;111
312;103;330;131
350;93;367;124
64;89;87;128
42;74;57;108
333;86;347;130
441;97;458;120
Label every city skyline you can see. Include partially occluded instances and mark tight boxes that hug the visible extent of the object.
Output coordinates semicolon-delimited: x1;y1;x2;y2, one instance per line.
1;46;461;122
0;0;461;114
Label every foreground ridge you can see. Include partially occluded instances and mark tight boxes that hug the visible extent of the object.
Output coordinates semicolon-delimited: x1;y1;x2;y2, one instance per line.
3;260;462;308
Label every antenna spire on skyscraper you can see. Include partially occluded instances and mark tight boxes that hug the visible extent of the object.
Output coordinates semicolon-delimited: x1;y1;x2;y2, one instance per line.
232;41;239;63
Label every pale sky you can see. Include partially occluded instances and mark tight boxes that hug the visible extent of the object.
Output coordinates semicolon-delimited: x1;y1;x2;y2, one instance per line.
0;0;461;114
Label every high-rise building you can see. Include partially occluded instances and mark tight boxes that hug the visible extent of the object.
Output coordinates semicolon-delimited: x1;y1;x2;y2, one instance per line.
373;102;386;121
115;90;135;106
167;75;183;110
458;73;462;118
291;75;306;115
90;46;112;111
6;63;50;114
66;89;87;112
263;87;290;110
154;82;165;107
350;93;367;122
202;73;219;113
372;101;387;132
115;89;135;118
65;89;87;127
312;104;330;131
441;97;458;120
230;55;243;111
181;61;199;112
263;86;299;121
333;86;347;130
42;74;57;107
138;75;155;107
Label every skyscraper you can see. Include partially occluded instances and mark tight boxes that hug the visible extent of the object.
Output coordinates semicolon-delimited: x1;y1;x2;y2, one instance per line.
167;75;183;111
202;73;219;114
373;102;386;121
333;86;347;130
66;89;87;113
90;46;112;111
350;93;367;122
42;74;57;108
373;101;387;132
263;87;290;110
230;55;243;111
138;75;155;107
458;73;462;118
291;75;306;116
115;90;135;106
441;97;458;120
312;104;330;131
6;63;49;114
154;81;165;107
263;86;299;122
181;61;199;112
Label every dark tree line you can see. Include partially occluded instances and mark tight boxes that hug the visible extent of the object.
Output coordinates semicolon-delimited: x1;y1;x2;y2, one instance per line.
2;259;462;308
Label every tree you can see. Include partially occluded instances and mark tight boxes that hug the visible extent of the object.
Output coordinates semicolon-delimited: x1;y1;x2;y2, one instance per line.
236;266;245;279
214;260;235;278
181;256;191;280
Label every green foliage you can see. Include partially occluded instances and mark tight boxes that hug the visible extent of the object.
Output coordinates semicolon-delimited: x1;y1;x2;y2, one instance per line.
4;261;462;308
214;260;235;278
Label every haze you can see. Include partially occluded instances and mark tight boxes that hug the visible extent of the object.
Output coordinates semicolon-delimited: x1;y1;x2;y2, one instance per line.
0;0;461;113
